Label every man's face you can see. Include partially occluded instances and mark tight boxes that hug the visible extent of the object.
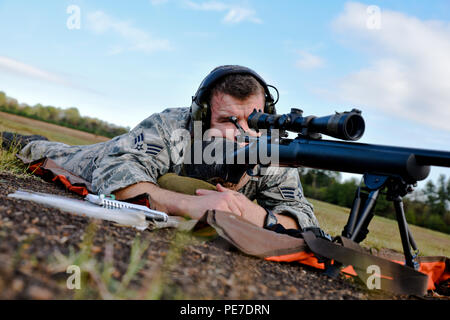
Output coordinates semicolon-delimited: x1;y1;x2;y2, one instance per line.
208;91;265;142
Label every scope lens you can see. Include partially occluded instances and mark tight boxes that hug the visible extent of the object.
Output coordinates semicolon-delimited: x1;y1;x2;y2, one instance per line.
345;114;365;140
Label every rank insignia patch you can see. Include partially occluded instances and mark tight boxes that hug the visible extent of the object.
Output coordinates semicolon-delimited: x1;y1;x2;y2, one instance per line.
145;143;164;156
278;186;297;200
134;133;144;145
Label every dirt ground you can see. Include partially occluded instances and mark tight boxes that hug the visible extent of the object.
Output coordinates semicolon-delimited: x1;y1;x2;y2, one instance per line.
0;171;447;300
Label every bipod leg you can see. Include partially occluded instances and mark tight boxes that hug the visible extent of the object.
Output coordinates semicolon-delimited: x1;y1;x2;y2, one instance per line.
324;260;341;278
409;228;418;252
393;196;420;269
331;174;387;279
350;189;379;243
343;174;387;242
342;187;362;238
331;180;381;278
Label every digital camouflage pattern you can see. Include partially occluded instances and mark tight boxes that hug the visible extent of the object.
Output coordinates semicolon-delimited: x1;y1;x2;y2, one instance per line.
19;107;319;229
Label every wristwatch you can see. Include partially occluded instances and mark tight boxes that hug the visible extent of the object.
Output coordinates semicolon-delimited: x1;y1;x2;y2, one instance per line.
263;208;278;229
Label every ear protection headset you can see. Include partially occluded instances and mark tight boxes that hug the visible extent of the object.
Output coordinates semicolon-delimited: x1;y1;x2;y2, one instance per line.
190;65;278;132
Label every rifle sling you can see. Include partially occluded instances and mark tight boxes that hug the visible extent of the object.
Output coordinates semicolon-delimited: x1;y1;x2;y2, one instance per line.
301;231;429;296
198;210;429;296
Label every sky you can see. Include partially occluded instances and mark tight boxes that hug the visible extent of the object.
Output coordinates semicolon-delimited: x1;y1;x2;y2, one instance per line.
0;0;449;189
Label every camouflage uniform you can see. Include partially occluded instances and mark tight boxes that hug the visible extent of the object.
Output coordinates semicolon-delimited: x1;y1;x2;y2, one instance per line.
19;107;319;229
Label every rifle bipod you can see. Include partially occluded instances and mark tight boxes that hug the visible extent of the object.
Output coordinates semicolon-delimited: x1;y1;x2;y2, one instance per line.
325;173;420;278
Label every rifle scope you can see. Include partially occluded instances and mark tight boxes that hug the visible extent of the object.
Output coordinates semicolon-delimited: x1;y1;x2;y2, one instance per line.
248;108;365;141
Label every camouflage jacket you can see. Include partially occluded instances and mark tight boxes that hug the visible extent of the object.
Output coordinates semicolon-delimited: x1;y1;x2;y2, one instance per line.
20;107;319;228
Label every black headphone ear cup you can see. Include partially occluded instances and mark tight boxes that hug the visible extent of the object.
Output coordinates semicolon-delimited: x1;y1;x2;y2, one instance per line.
264;95;276;114
264;103;274;114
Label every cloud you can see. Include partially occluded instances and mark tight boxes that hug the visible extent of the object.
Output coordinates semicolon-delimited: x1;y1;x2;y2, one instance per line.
185;1;262;24
86;11;172;54
0;56;69;85
0;56;102;95
295;50;324;70
330;2;450;131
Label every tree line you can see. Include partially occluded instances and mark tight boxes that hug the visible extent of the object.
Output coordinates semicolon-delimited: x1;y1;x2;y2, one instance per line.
0;91;129;138
298;168;450;234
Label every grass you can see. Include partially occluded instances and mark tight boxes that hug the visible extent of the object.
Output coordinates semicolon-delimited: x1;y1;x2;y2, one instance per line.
49;222;153;299
0;111;109;175
0;114;197;299
310;198;450;257
48;222;195;300
0;135;30;176
1;112;449;299
142;231;196;300
0;111;109;146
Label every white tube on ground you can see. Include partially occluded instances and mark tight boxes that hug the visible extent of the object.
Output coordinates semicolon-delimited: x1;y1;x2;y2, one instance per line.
7;190;149;230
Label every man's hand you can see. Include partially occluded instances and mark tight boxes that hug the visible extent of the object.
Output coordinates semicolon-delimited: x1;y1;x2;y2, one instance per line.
113;181;256;221
196;184;299;229
114;181;299;229
195;183;267;227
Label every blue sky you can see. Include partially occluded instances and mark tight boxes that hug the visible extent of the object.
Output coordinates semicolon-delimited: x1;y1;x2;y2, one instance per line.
0;0;449;188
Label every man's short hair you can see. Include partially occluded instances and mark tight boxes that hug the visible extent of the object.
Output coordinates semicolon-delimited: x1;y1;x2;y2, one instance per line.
208;74;265;106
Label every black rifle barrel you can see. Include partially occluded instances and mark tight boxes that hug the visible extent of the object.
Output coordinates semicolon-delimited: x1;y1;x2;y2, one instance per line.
300;139;450;168
236;137;450;183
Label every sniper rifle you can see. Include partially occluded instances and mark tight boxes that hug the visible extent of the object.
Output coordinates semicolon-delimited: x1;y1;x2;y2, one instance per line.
230;108;450;271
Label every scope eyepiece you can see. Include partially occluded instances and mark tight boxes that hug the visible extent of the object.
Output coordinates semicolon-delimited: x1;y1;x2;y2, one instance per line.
248;108;365;141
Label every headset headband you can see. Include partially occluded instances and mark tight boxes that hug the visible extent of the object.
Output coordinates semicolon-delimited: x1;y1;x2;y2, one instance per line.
192;65;275;108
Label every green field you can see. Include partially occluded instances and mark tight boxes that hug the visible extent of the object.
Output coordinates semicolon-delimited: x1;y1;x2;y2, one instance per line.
2;112;449;258
0;111;109;145
311;199;450;257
